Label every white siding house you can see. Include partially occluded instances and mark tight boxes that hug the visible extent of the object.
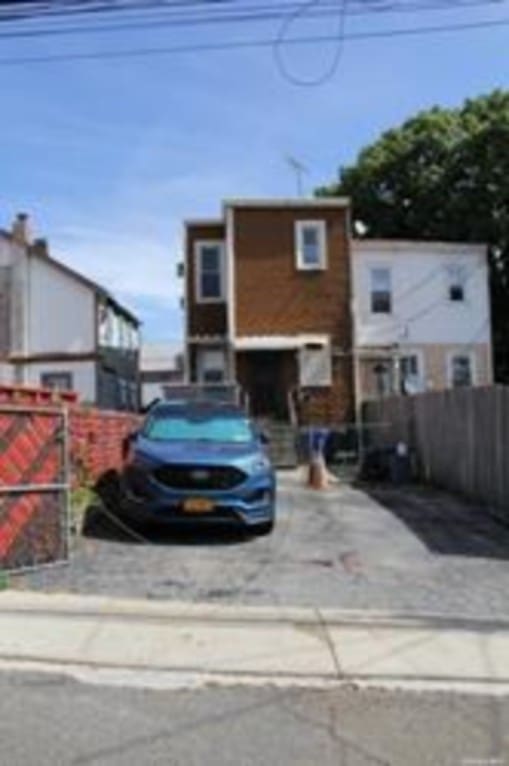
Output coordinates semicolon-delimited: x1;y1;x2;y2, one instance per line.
0;213;141;409
352;240;493;401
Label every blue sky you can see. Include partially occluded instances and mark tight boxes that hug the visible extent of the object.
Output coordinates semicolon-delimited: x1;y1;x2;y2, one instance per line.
0;2;507;346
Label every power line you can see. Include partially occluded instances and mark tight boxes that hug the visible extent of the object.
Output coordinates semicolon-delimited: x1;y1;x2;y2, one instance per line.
273;0;349;86
0;15;506;66
0;0;504;32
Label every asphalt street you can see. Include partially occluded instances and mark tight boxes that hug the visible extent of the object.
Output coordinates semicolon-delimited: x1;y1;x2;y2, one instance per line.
2;670;508;766
17;472;509;619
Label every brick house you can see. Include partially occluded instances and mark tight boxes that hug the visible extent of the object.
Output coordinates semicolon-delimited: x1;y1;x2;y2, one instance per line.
182;199;355;426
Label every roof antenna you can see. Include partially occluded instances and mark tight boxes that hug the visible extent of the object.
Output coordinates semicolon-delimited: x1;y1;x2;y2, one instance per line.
285;155;308;197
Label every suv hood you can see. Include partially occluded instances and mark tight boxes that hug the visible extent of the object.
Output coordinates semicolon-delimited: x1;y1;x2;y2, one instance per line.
135;435;263;467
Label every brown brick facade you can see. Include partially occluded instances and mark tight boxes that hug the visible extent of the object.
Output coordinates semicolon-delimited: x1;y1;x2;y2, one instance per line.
232;206;351;347
185;222;227;338
184;202;355;425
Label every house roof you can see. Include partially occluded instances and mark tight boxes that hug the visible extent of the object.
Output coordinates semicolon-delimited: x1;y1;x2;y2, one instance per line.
0;226;140;326
352;239;487;255
223;197;350;210
34;246;141;326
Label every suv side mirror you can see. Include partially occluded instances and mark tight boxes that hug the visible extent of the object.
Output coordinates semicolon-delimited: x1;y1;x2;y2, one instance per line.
259;431;270;446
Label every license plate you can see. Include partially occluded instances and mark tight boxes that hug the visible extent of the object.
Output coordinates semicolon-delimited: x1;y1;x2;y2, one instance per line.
183;497;215;514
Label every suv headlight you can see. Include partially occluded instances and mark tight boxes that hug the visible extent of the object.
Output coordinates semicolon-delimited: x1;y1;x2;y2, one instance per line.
248;456;272;475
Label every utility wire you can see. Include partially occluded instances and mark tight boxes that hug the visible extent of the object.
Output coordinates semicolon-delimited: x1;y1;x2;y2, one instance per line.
273;0;349;86
0;0;502;38
0;16;506;66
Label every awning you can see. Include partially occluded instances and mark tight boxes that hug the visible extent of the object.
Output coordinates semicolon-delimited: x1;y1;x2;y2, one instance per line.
234;334;329;351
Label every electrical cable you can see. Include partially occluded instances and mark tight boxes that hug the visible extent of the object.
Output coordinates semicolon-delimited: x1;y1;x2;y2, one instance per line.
0;15;506;66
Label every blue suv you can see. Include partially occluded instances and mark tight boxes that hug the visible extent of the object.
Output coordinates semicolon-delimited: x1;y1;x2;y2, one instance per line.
120;401;276;534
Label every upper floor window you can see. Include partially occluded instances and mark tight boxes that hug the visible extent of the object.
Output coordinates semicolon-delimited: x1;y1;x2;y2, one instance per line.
295;221;327;271
370;267;392;314
195;241;224;302
450;354;474;388
447;263;467;302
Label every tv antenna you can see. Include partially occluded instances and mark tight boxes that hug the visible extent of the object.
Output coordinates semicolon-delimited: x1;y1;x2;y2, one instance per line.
286;155;308;197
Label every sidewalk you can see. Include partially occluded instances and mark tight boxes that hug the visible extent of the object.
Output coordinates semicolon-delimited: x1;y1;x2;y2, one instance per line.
1;591;509;693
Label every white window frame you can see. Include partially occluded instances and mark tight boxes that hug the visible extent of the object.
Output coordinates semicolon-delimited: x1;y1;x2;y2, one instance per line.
295;220;327;271
399;349;425;394
369;264;393;315
194;240;225;304
298;342;332;387
446;262;468;304
447;350;477;388
197;347;227;384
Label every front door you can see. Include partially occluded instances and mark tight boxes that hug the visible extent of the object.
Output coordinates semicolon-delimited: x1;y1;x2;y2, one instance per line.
245;352;289;419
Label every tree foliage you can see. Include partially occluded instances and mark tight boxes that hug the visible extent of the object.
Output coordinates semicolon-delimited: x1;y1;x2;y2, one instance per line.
317;90;509;381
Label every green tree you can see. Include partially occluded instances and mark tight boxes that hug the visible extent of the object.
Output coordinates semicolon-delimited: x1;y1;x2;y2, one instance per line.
317;90;509;381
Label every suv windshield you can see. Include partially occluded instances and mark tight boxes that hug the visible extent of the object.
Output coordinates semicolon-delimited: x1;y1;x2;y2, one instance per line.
143;414;255;444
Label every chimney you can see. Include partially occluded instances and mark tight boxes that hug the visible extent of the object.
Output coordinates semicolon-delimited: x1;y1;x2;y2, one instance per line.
11;213;32;246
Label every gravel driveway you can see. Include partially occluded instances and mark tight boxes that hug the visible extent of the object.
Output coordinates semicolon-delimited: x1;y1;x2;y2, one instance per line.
14;471;509;619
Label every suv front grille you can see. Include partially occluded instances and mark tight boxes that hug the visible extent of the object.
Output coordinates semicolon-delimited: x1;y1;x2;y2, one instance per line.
153;464;247;491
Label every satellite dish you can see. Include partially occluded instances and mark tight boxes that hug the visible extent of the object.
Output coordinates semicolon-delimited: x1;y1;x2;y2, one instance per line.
354;220;368;237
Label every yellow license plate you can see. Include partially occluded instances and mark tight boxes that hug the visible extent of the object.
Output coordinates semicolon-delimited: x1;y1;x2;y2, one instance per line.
183;498;215;514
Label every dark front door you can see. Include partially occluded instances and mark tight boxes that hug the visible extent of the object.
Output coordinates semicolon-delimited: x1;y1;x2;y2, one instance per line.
246;352;288;419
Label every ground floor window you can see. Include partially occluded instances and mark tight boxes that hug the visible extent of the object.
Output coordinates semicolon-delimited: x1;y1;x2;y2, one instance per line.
198;348;227;384
41;372;73;391
299;344;332;387
400;353;423;394
450;353;474;388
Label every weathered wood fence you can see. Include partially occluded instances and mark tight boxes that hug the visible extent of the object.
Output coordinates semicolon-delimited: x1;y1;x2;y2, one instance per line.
363;386;509;513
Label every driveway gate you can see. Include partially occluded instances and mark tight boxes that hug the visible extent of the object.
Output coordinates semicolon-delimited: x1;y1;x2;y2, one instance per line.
0;405;70;573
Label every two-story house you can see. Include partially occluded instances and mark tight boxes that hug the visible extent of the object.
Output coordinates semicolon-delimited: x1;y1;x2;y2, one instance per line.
183;199;355;426
0;213;141;410
352;239;493;401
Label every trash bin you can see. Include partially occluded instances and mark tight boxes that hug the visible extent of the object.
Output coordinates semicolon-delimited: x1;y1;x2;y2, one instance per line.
388;442;411;484
310;427;330;459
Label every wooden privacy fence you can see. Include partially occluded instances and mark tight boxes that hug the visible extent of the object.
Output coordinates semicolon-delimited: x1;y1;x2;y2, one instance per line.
363;385;509;514
0;405;69;572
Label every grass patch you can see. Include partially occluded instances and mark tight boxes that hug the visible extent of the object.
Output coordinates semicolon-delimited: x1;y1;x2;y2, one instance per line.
0;570;9;590
70;486;99;536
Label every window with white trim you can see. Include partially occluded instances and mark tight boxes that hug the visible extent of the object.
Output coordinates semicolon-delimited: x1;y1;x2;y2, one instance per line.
295;221;327;270
370;267;392;314
299;343;332;387
41;372;73;391
400;354;423;394
195;242;224;302
450;354;473;388
198;348;226;384
447;263;467;302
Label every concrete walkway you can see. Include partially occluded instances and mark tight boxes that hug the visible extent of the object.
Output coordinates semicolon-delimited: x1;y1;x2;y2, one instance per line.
1;591;509;694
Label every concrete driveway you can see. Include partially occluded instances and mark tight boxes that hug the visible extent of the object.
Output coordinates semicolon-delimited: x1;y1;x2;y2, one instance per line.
15;471;509;619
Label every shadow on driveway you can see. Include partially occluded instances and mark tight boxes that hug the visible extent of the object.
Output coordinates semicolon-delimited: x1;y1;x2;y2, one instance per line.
361;483;509;560
82;504;252;548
